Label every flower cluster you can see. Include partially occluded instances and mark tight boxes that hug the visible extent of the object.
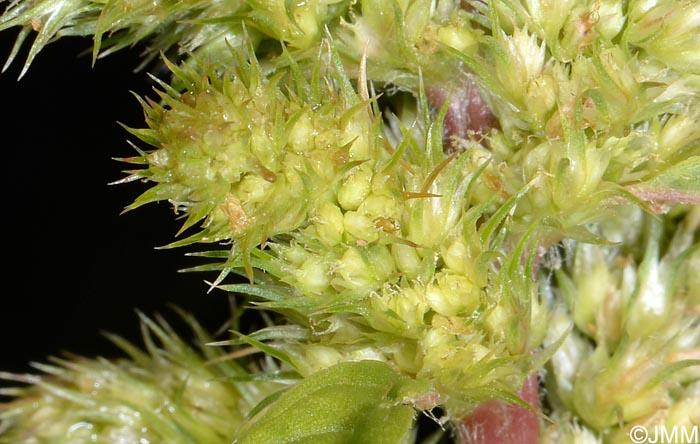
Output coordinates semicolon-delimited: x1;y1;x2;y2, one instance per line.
0;313;275;444
544;207;700;442
1;0;699;443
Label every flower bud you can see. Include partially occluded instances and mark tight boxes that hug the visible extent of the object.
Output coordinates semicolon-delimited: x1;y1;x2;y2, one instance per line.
543;418;602;444
337;163;373;211
441;237;470;274
288;110;316;154
425;272;480;317
596;0;625;41
359;193;402;221
246;0;349;49
333;245;395;292
525;72;558;131
391;243;423;278
497;0;576;51
436;25;478;55
482;304;512;342
0;316;262;443
301;344;344;372
296;257;332;295
558;5;596;59
570;243;613;339
626;0;700;74
237;173;274;205
495;28;546;105
343;210;379;244
664;382;700;429
279;241;312;267
366;284;428;338
625;219;671;340
658;111;700;161
313;200;345;247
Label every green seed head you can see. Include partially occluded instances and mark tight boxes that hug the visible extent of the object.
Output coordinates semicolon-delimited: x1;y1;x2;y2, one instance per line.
0;314;271;444
546;208;700;434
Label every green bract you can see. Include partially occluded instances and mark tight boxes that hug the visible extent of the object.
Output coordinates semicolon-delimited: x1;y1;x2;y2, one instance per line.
1;0;699;443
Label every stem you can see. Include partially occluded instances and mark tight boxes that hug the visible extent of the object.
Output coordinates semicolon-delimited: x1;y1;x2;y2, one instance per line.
425;78;499;153
455;373;541;444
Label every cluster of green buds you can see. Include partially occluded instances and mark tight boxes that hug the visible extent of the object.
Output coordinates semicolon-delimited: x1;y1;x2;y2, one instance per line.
146;45;552;417
543;206;700;442
328;0;700;238
119;45;384;280
2;0;700;443
0;313;275;444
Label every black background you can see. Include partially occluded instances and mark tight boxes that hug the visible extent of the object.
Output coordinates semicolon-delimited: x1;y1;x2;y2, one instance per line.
1;30;232;377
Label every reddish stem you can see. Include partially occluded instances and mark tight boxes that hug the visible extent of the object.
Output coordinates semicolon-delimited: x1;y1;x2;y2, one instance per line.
455;374;541;444
425;79;499;153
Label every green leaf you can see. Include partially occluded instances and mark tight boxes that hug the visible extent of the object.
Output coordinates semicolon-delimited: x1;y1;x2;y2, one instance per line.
235;361;415;444
628;156;700;205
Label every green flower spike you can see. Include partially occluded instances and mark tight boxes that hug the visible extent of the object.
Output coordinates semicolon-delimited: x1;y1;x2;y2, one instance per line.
0;0;251;76
207;85;555;421
113;34;550;431
546;207;700;440
0;312;274;444
118;42;377;282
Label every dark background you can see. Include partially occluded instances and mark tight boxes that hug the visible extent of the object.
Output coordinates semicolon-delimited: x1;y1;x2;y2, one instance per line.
1;30;233;376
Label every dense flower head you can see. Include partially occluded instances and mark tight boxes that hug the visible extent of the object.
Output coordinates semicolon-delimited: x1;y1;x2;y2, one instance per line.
119;46;381;271
546;207;700;436
0;313;274;444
